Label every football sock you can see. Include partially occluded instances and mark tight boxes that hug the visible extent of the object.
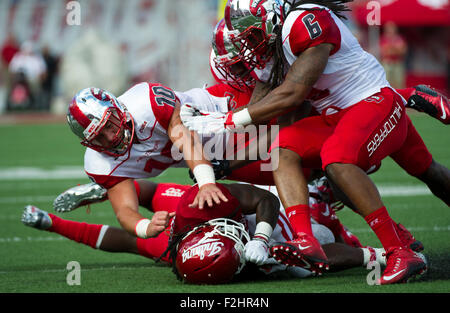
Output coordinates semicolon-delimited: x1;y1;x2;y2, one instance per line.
285;204;313;236
48;213;105;249
361;246;386;266
364;206;404;250
136;232;171;263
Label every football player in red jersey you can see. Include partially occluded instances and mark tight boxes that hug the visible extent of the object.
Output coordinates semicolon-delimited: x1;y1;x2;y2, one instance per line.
23;180;395;284
179;0;444;284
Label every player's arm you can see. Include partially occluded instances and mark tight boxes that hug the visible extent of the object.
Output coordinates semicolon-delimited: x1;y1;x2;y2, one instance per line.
226;184;279;235
107;179;174;238
168;102;228;209
243;43;333;124
226;183;280;265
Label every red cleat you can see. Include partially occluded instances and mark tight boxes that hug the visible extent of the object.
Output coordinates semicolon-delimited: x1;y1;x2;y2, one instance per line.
310;202;363;248
337;226;363;248
270;232;329;276
395;223;424;252
407;85;450;124
378;246;427;285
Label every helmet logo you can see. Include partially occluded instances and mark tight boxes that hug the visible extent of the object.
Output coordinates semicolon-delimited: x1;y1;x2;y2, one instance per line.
181;237;224;263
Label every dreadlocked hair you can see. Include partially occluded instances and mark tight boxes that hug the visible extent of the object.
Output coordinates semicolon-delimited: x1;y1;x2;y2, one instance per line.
267;0;353;89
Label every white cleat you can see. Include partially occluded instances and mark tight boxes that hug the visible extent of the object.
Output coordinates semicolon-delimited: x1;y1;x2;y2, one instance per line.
53;182;107;213
22;205;52;230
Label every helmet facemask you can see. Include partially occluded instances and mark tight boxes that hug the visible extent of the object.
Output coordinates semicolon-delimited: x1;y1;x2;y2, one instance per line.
231;26;274;71
212;19;256;91
67;87;135;158
83;106;134;157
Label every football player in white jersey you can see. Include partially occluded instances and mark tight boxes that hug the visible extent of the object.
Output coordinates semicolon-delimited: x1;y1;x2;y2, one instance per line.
179;0;437;284
66;85;232;240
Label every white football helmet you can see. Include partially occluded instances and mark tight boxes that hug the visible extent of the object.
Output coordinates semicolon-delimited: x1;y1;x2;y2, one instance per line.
67;87;134;157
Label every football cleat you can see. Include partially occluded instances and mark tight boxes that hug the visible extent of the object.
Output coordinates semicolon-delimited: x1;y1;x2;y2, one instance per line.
21;205;52;230
337;225;363;248
378;246;427;285
53;182;107;213
270;232;329;276
395;223;424;252
407;85;450;124
310;201;363;248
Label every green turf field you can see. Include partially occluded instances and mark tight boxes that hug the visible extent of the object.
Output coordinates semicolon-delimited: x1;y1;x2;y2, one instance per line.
0;111;449;294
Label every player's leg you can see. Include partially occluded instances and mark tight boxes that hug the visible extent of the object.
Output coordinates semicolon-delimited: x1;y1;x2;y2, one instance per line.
322;88;426;284
54;179;157;212
22;205;137;252
417;160;450;206
390;115;450;206
22;205;173;262
268;116;333;273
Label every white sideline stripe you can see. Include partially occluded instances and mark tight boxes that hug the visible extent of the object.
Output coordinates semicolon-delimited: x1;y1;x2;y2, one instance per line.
0;186;432;205
0;265;151;275
0;166;85;180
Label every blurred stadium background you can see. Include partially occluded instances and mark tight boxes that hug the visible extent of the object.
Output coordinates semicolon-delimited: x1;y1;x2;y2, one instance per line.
0;0;448;117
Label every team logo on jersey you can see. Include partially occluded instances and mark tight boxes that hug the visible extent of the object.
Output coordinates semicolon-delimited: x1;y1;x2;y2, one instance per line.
181;237;224;263
161;187;185;197
224;92;238;110
139;121;147;133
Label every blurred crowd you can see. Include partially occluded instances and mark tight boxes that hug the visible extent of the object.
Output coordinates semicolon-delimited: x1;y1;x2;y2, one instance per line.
1;34;59;112
0;1;448;114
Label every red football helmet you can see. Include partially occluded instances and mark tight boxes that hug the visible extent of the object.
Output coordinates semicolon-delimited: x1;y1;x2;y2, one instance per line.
212;18;256;91
224;0;283;72
175;218;250;284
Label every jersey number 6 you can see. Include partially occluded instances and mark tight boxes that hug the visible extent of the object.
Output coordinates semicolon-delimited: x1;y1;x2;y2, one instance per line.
302;13;322;40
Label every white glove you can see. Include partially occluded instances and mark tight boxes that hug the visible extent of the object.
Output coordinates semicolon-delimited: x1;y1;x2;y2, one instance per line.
244;239;269;265
180;104;229;134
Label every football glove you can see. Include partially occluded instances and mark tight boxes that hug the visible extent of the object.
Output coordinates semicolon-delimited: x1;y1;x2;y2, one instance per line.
244;239;270;266
180;103;241;134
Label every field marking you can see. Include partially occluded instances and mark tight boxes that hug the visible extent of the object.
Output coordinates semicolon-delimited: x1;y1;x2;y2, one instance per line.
0;166;85;180
0;264;151;275
0;186;433;206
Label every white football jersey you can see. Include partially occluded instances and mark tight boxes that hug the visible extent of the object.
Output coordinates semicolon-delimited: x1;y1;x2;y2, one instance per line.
257;4;390;115
84;83;232;189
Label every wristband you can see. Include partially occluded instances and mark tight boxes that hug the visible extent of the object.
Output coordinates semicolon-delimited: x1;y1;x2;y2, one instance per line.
253;221;273;242
135;218;151;238
232;108;252;126
193;164;215;188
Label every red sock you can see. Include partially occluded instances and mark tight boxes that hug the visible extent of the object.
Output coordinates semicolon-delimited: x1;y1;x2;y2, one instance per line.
396;87;416;101
48;214;103;249
364;207;404;250
285;204;313;236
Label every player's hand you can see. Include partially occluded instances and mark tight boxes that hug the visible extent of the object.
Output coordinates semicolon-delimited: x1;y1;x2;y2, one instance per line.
147;211;176;237
244;239;269;265
188;183;228;209
180;104;234;134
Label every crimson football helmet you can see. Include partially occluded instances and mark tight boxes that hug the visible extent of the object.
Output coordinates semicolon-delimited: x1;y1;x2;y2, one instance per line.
224;0;284;71
67;87;134;157
175;218;250;284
